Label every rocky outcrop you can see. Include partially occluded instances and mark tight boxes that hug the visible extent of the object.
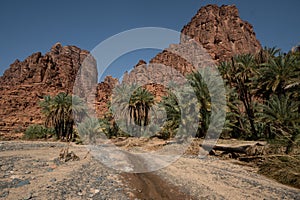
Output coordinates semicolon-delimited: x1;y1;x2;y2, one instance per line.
121;4;261;100
95;76;119;117
0;43;89;135
181;4;261;62
0;43;113;136
122;41;214;86
0;43;89;89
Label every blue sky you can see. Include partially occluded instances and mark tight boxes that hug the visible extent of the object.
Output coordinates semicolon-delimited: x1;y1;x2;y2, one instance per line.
0;0;299;81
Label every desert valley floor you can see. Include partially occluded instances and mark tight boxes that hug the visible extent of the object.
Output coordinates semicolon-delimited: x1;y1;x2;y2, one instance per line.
0;140;299;200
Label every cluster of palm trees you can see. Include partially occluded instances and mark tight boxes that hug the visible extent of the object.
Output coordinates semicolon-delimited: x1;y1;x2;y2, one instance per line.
111;84;155;137
39;92;86;141
35;47;299;153
218;47;300;153
130;47;299;153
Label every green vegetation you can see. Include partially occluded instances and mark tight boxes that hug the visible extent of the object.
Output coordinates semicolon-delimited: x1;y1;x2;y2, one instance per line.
39;92;86;141
111;84;155;137
23;124;55;139
159;92;181;139
25;47;300;155
22;46;299;189
128;86;155;136
156;47;300;152
216;48;300;153
77;117;112;144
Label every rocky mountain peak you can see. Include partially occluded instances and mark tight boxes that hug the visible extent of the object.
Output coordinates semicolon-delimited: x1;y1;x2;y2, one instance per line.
135;60;147;68
0;43;96;136
50;42;63;54
181;4;261;61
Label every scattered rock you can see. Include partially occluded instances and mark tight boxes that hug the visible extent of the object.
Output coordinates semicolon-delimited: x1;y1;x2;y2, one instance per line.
1;165;11;171
59;146;80;162
50;178;56;182
23;192;33;200
12;178;30;188
0;190;9;198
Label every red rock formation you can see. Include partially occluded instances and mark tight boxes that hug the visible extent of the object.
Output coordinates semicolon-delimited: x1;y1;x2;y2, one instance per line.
122;4;262;100
181;4;261;61
95;76;118;117
0;43;115;137
0;43;89;135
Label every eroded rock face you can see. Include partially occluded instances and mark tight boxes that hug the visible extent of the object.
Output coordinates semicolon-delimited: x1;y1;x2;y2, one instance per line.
181;4;261;61
95;76;119;117
0;43;115;136
121;4;261;101
0;43;88;135
123;5;262;87
0;43;89;89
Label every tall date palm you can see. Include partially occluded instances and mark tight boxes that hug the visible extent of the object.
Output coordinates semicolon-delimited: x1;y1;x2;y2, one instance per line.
40;92;86;141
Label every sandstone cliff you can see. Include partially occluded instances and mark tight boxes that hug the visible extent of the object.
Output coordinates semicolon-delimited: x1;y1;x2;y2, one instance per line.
122;4;261;97
181;4;261;62
0;43;115;137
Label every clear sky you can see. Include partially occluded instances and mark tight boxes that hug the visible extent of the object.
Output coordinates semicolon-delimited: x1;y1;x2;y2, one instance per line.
0;0;299;80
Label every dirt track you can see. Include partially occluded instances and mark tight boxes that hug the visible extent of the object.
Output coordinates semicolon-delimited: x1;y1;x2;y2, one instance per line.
122;172;194;200
119;151;194;199
0;141;299;200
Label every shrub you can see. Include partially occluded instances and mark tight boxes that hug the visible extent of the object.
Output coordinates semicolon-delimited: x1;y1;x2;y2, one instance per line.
77;118;109;144
23;124;55;140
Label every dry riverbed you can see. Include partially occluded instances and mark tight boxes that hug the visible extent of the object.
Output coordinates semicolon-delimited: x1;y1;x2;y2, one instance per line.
0;140;299;200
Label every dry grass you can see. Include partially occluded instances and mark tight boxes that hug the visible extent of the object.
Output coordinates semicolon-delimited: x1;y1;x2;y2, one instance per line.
258;154;300;189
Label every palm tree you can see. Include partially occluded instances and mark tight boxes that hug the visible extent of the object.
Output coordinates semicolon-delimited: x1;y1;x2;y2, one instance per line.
231;54;259;139
188;68;227;138
255;46;281;64
219;55;259;138
111;83;138;135
129;87;154;136
187;70;211;137
52;93;70;140
256;95;300;153
254;54;298;100
40;93;86;141
223;86;248;138
66;95;87;140
40;95;52;123
285;52;300;100
77;118;107;144
218;61;235;87
159;91;181;138
111;84;154;137
159;87;200;139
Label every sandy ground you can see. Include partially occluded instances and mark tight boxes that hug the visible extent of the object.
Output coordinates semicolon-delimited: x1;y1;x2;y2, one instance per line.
0;140;299;200
157;156;299;199
0;141;128;200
